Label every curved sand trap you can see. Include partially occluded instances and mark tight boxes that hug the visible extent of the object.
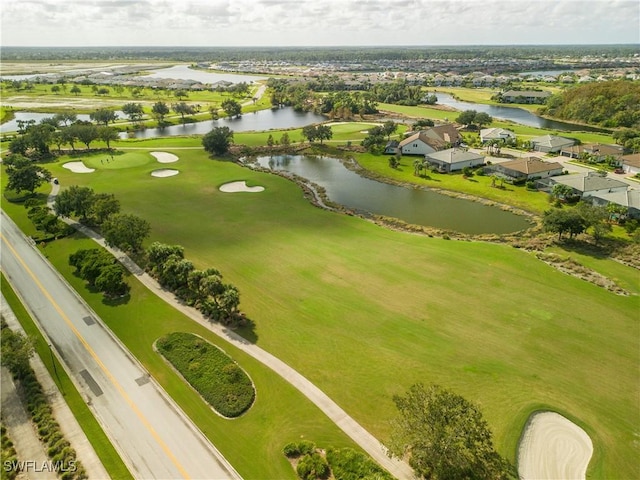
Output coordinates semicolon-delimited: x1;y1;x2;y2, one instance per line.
151;169;179;178
518;411;593;480
62;161;95;173
219;181;265;193
150;151;179;163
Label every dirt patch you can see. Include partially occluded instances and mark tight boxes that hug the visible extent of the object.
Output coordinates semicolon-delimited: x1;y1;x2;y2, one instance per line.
219;181;264;193
518;411;593;480
150;151;179;163
62;161;95;173
151;169;179;178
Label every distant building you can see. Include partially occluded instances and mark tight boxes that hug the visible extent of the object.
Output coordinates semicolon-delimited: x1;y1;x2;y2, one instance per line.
501;90;551;104
621;153;640;175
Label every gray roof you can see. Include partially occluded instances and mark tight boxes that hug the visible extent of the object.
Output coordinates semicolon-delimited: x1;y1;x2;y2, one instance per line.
592;189;640;210
552;172;628;192
425;148;484;165
530;135;575;148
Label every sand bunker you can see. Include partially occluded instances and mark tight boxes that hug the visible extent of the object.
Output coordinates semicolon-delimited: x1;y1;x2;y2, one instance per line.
219;181;265;193
518;411;593;480
151;169;179;178
62;161;95;173
150;151;179;163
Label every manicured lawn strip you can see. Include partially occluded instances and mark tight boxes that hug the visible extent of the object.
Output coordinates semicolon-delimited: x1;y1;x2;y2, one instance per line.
0;275;133;480
353;151;551;214
24;235;359;480
37;145;640;478
156;332;255;418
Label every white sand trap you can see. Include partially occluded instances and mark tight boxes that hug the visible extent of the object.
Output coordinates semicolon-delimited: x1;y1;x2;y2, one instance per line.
150;151;179;163
518;411;593;480
151;169;179;178
219;181;265;193
62;161;95;173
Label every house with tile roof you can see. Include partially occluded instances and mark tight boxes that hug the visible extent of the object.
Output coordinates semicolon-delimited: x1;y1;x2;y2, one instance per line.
399;125;462;156
488;157;563;182
621;153;640;175
479;128;516;144
590;189;640;219
530;134;575;153
424;148;485;173
548;172;629;198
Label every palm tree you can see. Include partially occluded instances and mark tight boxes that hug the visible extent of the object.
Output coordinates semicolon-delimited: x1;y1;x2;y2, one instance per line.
413;158;424;176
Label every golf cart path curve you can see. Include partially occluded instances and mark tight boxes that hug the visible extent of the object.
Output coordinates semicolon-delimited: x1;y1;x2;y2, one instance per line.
47;182;414;480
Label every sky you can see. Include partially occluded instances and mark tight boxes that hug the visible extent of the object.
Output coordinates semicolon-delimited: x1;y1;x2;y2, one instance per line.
1;0;639;47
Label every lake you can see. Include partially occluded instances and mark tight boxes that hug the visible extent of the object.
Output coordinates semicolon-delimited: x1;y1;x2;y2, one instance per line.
256;155;532;235
142;65;266;84
434;93;608;132
120;107;326;139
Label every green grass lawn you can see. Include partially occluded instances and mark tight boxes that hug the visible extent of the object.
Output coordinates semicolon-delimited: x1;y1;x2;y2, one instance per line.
23;144;639;479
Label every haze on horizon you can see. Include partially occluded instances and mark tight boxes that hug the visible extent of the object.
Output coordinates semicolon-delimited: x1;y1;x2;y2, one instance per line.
1;0;639;48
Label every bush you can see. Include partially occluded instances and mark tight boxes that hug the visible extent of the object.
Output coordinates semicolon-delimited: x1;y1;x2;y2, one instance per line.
326;447;394;480
296;453;329;480
283;442;302;458
156;332;254;417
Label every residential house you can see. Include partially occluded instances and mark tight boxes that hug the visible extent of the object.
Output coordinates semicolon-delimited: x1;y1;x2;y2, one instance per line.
488;157;563;182
621;153;640;175
560;143;624;162
590;189;640;219
384;140;399;155
548;171;628;198
424;148;485;173
479;128;516;144
530;134;575;153
399;125;461;156
501;90;551;104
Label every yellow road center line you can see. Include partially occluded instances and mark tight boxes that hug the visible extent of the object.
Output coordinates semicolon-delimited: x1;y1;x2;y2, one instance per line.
1;232;191;479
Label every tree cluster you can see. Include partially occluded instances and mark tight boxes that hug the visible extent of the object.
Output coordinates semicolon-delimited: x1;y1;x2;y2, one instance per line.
9;112;119;155
317;91;378;119
542;80;640;128
202;126;234;155
389;383;515;480
146;242;244;325
4;154;52;195
302;124;333;144
455;110;493;129
543;202;612;244
69;248;130;298
361;121;398;153
54;185;120;225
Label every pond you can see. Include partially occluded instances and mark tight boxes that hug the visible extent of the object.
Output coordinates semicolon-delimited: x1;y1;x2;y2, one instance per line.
119;107;326;139
256;155;532;235
435;93;608;133
1;111;96;132
142;65;266;84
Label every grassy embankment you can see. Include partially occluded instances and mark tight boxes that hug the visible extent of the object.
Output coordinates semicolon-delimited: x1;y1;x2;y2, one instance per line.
5;144;637;478
0;80;269;131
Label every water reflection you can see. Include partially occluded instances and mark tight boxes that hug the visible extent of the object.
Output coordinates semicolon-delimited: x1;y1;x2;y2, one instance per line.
435;93;609;133
257;155;531;235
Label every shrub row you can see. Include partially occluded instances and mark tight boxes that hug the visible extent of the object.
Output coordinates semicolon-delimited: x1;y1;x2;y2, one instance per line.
0;322;87;480
283;441;393;480
1;424;19;480
156;332;255;418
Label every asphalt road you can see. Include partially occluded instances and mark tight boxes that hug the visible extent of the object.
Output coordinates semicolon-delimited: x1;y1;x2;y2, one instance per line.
1;210;241;480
